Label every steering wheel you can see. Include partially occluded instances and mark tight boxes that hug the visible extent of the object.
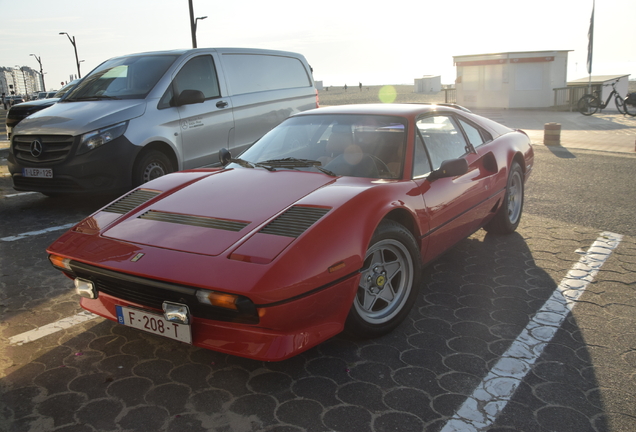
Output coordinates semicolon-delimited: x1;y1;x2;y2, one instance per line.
369;155;391;177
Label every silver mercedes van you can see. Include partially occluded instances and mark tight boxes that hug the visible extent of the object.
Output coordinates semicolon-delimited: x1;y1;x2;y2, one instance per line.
8;48;318;195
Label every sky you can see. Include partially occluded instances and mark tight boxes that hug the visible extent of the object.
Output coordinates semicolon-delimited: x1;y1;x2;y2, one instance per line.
1;0;634;90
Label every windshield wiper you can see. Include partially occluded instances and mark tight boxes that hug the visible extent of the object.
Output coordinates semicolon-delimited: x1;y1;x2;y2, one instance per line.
260;158;336;176
229;158;275;171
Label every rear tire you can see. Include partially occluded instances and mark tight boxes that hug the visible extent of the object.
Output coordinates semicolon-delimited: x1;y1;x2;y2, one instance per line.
484;162;524;234
577;95;598;116
624;96;636;117
132;150;173;187
345;220;422;338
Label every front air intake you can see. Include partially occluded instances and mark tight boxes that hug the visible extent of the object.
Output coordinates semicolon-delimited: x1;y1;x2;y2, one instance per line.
139;210;249;232
259;206;330;238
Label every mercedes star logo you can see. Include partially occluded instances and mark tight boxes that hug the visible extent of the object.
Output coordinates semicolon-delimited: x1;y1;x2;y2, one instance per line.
30;140;43;158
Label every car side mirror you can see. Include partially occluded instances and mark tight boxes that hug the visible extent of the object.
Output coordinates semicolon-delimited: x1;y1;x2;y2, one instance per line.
175;89;205;107
219;148;232;166
428;158;468;180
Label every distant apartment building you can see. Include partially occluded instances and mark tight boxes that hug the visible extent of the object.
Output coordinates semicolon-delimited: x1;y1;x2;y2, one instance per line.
0;66;43;97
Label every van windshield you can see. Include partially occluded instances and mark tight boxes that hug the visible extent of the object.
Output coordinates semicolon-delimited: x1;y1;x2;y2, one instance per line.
64;54;178;101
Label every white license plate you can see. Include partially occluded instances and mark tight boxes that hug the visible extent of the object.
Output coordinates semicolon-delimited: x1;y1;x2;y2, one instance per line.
115;305;192;344
22;168;53;178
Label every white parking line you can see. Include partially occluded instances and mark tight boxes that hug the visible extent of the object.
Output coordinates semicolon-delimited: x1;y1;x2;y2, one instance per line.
8;310;101;346
4;191;39;198
440;231;623;432
1;222;77;242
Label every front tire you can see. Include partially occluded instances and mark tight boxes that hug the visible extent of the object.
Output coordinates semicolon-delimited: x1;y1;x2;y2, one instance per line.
577;95;598;116
615;95;625;114
345;220;422;338
132;150;173;187
484;162;524;234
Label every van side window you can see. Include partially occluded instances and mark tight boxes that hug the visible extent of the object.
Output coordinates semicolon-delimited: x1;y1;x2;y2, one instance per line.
222;54;311;95
159;55;220;108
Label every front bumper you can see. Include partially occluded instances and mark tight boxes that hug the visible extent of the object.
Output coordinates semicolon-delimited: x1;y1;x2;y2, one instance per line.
78;273;359;361
8;134;140;194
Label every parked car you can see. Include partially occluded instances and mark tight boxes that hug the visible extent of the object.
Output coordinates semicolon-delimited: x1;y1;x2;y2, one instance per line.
37;91;57;99
47;103;533;361
5;80;80;139
9;48;318;196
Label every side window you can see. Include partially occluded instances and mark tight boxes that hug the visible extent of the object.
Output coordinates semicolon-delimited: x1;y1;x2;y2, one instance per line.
416;115;468;171
159;55;221;109
458;118;488;147
413;132;432;178
174;55;220;99
222;54;311;95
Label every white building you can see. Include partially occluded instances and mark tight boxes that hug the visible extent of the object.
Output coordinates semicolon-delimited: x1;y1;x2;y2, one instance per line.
453;50;571;109
414;75;441;94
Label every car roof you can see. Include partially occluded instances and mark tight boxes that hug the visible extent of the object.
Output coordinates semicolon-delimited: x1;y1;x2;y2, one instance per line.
295;103;470;118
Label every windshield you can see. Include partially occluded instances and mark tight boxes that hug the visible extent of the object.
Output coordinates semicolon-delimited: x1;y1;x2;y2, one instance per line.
236;114;408;179
54;79;80;98
64;54;178;101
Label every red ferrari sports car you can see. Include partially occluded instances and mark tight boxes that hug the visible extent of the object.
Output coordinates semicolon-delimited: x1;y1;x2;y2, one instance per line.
47;104;533;361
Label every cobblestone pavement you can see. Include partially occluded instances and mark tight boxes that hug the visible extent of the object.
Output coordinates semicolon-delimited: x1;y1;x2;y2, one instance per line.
1;205;634;431
1;108;635;431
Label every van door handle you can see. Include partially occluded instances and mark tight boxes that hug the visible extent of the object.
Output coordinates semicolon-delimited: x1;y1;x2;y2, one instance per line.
216;100;229;109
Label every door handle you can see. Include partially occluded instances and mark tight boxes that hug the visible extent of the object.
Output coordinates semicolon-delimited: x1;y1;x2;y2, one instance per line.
216;100;229;109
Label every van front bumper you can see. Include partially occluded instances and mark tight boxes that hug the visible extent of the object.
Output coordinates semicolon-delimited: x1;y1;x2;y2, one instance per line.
8;134;141;195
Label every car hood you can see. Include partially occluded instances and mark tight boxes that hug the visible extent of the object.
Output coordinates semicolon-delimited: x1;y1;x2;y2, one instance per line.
99;168;338;256
12;99;147;136
9;98;59;111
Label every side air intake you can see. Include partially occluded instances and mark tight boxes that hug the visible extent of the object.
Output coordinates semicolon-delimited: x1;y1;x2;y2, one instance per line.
103;189;161;214
259;206;330;238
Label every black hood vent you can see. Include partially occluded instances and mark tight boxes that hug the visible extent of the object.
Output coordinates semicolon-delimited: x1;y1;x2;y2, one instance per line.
139;210;249;232
103;189;161;214
259;206;330;238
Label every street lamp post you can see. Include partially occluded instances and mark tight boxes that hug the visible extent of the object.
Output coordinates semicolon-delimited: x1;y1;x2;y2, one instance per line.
30;54;46;92
195;16;208;46
188;0;207;49
59;32;82;78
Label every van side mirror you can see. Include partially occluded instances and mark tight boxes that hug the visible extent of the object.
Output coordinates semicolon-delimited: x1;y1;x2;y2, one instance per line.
175;89;205;107
428;158;468;180
219;148;232;166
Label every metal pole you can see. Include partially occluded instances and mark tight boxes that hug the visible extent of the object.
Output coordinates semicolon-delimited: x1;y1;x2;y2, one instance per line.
60;32;82;78
189;0;196;48
30;54;46;92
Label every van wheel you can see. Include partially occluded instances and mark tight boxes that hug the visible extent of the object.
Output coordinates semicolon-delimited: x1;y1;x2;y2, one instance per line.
133;150;173;187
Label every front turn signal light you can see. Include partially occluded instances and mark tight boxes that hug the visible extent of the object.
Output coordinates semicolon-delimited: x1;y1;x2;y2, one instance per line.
49;254;71;271
196;290;239;310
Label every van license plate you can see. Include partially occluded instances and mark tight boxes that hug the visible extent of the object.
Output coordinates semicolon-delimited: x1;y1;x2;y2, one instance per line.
115;305;192;344
22;168;53;178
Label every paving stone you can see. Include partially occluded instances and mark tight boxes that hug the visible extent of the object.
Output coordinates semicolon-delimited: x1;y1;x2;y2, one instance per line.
276;399;326;432
337;381;386;411
75;398;123;431
322;405;372;432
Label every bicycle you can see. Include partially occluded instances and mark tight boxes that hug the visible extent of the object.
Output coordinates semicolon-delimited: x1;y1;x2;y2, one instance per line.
577;80;625;116
623;93;636;117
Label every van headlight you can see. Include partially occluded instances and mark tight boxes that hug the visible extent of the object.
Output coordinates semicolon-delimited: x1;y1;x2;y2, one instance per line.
77;121;128;155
